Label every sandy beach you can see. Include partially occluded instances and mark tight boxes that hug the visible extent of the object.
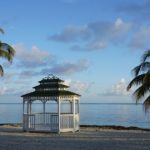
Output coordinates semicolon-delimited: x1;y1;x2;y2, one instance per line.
0;125;150;150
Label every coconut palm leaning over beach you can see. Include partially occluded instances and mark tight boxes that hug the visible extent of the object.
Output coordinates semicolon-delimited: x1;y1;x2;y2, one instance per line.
127;50;150;111
0;28;15;76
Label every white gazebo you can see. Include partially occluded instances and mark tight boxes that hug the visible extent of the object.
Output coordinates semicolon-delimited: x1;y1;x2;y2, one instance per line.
21;74;81;133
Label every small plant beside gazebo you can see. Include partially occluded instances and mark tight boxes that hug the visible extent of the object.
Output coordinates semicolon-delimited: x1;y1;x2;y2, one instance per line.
21;74;81;133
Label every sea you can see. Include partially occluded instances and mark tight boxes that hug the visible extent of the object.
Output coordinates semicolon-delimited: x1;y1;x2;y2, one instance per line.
0;103;150;129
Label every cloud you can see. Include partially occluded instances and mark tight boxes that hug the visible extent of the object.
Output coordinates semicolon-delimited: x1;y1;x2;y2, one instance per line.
101;78;131;96
88;18;131;41
48;25;90;42
48;18;132;51
117;1;150;20
40;59;90;75
117;2;144;13
0;43;57;96
129;25;150;49
70;41;107;51
18;70;38;79
13;43;54;68
86;41;107;50
0;43;91;97
64;80;94;94
0;71;33;95
1;71;16;80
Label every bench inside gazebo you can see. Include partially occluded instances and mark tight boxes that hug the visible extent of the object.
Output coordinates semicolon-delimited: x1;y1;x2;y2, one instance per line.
21;74;81;133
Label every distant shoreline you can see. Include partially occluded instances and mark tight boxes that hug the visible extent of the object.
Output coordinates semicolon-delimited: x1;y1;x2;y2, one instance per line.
0;123;150;131
80;124;150;131
0;102;144;105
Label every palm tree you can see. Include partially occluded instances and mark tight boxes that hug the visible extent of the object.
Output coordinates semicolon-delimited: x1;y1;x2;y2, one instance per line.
0;28;15;76
127;50;150;111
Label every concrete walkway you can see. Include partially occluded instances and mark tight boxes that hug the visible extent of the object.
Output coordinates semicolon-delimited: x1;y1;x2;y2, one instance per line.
0;125;150;150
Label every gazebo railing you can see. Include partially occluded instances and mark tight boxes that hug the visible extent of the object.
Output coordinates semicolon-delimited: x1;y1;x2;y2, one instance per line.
60;114;79;132
60;114;73;129
23;113;79;132
23;113;58;132
23;114;35;130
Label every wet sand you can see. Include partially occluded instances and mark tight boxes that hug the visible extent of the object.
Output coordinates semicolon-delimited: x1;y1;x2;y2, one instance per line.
0;125;150;150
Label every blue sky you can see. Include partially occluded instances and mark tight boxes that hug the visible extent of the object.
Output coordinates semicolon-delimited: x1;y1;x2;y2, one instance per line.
0;0;149;103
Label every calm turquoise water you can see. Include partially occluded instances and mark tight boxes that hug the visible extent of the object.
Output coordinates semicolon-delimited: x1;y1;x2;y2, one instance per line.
0;103;150;129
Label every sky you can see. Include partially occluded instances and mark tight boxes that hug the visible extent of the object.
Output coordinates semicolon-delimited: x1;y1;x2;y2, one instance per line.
0;0;149;103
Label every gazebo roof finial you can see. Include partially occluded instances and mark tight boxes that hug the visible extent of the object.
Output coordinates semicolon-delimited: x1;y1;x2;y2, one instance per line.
45;74;59;80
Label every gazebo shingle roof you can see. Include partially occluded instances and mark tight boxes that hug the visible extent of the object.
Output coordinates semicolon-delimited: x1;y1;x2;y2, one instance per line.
21;90;80;97
21;74;80;99
33;84;69;89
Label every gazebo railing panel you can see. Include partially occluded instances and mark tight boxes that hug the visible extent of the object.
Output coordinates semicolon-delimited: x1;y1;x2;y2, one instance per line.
23;113;58;131
60;114;74;129
23;113;79;132
60;113;79;131
50;114;59;131
35;113;51;131
34;113;58;131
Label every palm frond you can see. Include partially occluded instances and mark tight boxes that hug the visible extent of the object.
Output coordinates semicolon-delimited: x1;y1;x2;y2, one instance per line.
143;95;150;112
131;65;141;77
7;44;15;56
129;50;150;113
0;65;4;76
0;28;15;77
0;49;13;62
127;74;145;91
131;61;150;77
133;85;149;102
143;71;150;85
142;50;150;62
0;28;4;34
140;62;150;72
0;43;15;62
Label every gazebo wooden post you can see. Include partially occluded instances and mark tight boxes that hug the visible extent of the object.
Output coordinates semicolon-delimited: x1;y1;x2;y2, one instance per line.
27;101;29;115
27;101;29;129
43;100;46;124
78;99;80;113
23;100;25;131
23;100;25;114
73;98;75;132
70;101;73;113
29;101;32;115
58;97;61;133
28;101;32;129
78;99;80;131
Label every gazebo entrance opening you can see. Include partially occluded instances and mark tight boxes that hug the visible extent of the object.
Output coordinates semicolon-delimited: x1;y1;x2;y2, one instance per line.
22;75;80;133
